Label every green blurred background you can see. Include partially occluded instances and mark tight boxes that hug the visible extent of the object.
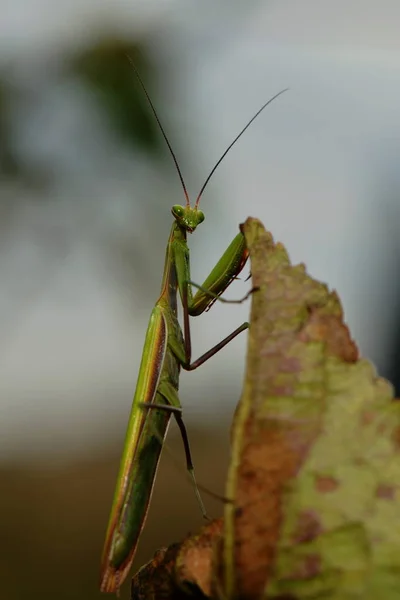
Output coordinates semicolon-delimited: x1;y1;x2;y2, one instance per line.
2;2;400;599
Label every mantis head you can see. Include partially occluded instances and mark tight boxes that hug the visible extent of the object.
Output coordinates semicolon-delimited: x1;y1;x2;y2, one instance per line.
171;204;205;233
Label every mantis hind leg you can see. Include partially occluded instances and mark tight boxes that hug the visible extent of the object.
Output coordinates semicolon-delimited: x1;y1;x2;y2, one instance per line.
142;380;208;519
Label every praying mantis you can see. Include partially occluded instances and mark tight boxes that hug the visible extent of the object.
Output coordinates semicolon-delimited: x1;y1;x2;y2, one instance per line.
99;66;287;594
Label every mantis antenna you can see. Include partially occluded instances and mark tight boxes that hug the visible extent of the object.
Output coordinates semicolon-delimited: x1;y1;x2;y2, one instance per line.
128;57;288;209
195;87;289;207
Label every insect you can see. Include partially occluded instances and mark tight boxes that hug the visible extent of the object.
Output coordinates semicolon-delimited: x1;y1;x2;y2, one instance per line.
99;65;287;594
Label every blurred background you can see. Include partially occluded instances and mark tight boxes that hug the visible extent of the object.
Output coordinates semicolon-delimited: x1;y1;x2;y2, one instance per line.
1;1;400;598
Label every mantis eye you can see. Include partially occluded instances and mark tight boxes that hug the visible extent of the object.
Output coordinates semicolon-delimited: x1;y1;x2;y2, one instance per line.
172;205;184;218
197;210;205;224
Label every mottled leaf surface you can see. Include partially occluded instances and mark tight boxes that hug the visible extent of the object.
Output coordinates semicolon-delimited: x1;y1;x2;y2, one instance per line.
217;218;400;600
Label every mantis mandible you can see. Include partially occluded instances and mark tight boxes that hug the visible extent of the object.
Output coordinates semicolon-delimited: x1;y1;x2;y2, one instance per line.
100;66;287;594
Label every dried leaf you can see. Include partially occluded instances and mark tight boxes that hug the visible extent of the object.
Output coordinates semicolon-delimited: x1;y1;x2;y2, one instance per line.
215;218;400;599
131;520;222;599
131;545;179;600
175;519;223;597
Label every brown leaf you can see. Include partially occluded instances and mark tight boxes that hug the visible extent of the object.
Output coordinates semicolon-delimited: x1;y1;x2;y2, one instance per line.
215;218;400;600
175;519;223;597
131;544;179;600
131;520;222;599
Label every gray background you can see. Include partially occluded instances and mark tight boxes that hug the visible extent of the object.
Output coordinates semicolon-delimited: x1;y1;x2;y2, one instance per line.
1;2;400;598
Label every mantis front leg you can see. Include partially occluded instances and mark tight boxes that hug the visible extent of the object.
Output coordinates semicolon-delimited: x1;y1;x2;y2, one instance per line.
174;229;249;367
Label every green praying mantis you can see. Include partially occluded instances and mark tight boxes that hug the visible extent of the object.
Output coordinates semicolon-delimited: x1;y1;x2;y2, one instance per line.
100;66;287;594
